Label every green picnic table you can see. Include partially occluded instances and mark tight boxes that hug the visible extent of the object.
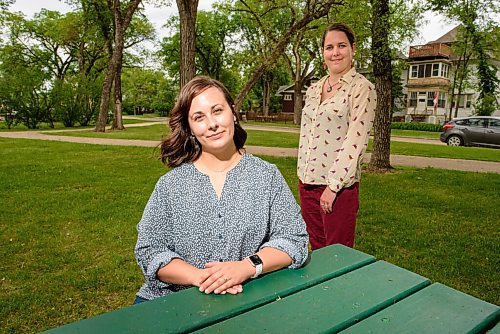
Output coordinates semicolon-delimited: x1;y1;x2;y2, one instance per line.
44;244;499;333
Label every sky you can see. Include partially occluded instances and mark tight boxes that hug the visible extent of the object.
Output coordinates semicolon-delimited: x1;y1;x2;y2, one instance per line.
8;0;458;46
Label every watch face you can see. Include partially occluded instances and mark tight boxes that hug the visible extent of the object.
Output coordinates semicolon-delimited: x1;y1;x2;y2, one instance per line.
249;254;263;266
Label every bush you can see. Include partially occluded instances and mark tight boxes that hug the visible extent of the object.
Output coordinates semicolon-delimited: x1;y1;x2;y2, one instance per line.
391;122;442;132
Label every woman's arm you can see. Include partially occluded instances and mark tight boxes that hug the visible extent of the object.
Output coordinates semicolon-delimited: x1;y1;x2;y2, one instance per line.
326;80;377;194
198;247;292;294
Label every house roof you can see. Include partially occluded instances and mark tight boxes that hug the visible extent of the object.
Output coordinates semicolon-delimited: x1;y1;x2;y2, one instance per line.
430;25;462;44
275;84;308;97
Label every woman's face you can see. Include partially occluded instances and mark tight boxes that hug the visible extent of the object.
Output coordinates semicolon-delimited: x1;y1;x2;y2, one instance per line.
323;30;355;77
188;86;236;155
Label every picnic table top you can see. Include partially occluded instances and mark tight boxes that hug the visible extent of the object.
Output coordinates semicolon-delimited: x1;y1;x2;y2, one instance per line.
44;244;499;334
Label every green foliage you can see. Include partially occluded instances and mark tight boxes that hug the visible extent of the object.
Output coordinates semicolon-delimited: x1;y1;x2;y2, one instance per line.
390;122;442;132
474;28;499;116
122;68;176;116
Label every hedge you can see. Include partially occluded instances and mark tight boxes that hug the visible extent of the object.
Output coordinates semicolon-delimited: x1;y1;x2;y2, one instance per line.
391;122;442;132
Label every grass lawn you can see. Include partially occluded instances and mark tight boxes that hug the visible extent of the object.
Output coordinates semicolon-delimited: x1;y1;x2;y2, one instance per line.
46;124;500;162
1;138;498;333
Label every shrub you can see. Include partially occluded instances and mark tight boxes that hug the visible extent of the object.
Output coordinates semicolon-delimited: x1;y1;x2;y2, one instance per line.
391;122;442;132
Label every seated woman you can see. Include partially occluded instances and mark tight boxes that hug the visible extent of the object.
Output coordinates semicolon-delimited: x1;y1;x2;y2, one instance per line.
134;76;309;302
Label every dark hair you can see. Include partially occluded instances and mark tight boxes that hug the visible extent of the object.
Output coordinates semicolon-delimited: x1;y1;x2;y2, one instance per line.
321;22;356;48
160;76;247;168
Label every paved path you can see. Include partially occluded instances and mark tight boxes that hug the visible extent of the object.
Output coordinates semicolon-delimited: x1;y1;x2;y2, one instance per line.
1;129;499;173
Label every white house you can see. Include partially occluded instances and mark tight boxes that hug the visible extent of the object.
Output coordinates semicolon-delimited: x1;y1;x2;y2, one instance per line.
401;26;499;124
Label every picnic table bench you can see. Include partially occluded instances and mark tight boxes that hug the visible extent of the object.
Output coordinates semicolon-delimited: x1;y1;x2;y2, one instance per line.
255;115;278;122
44;244;499;333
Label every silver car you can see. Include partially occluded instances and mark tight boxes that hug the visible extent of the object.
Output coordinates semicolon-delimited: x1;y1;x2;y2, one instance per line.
440;116;500;148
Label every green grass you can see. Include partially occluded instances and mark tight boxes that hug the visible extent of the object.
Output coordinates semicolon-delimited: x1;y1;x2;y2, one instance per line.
1;138;498;333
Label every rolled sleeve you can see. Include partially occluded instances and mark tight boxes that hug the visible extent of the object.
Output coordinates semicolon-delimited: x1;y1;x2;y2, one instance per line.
134;179;182;291
260;166;309;268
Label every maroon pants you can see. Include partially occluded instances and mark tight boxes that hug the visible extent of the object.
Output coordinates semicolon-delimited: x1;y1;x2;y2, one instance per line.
299;181;359;250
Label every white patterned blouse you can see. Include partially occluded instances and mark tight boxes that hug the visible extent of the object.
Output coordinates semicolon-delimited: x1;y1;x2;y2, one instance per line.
297;67;377;192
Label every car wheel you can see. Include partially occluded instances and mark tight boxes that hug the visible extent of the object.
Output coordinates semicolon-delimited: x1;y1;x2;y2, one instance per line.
446;135;463;146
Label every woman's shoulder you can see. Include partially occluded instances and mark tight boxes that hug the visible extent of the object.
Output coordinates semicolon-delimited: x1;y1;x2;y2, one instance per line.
352;72;375;90
156;163;194;185
242;153;279;175
307;75;327;92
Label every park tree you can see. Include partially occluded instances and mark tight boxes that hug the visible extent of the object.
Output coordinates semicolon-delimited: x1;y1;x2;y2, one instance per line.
368;0;393;172
68;0;154;131
176;0;199;88
82;0;143;132
0;10;83;128
121;68;176;115
0;41;53;129
227;0;344;113
282;24;318;124
227;0;295;117
161;9;238;84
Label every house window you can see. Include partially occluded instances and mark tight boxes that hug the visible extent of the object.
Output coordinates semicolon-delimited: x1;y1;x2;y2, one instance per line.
466;94;473;108
410;62;450;78
409;92;417;107
284;94;292;101
418;64;425;78
438;93;446;108
432;64;439;76
458;95;465;108
441;64;449;78
411;65;418;78
427;92;435;106
425;64;432;77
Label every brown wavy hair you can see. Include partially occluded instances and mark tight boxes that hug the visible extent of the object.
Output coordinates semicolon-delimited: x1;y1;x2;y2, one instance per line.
322;22;356;48
160;76;247;168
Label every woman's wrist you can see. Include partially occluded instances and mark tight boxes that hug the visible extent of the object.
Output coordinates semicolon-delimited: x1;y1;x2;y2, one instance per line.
242;259;257;279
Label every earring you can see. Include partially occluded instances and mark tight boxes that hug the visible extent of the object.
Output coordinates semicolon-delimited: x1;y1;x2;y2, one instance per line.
323;62;327;70
184;135;199;152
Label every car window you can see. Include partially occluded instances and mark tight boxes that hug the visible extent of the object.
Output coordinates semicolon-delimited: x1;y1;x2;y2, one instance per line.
488;119;500;128
455;119;468;125
468;118;484;127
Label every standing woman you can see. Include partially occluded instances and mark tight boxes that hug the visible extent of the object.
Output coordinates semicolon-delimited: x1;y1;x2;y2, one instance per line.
297;23;377;250
134;76;308;303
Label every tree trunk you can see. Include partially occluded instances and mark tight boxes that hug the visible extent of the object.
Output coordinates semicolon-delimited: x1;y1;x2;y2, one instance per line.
448;57;460;120
368;0;393;172
262;74;272;116
95;0;141;132
111;52;124;130
293;80;303;125
177;0;199;88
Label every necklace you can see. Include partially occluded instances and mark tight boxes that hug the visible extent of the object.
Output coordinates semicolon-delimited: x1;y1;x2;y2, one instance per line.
326;76;340;93
205;152;240;174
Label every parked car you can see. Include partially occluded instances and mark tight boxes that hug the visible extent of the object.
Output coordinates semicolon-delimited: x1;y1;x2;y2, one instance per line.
440;116;500;148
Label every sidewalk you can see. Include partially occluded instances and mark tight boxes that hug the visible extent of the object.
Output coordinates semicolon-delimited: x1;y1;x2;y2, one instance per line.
1;130;499;173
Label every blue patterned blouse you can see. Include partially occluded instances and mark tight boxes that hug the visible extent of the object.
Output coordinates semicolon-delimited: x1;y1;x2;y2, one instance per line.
135;153;309;300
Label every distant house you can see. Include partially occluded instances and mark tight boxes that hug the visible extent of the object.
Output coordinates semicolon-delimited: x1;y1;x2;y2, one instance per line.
275;78;319;114
402;25;500;124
